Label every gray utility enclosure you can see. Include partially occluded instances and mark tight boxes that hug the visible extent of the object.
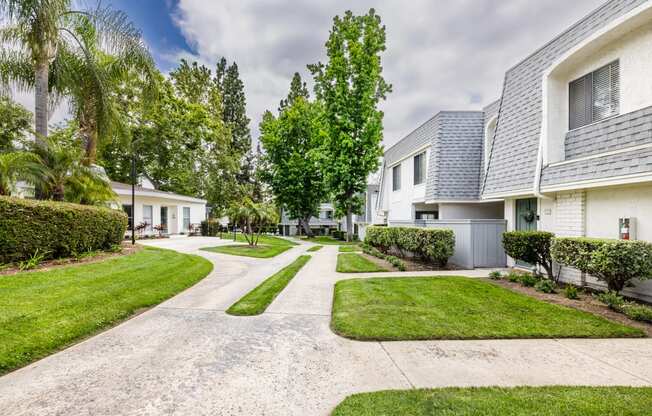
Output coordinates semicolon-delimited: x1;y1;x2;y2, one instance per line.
392;219;507;269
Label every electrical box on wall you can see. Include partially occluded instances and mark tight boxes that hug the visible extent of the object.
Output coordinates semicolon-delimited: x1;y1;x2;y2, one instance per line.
619;217;636;240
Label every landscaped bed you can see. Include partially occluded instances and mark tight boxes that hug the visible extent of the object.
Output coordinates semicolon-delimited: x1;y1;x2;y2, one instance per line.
336;253;388;273
202;234;296;258
332;386;652;416
0;247;213;375
227;255;311;315
331;277;644;340
296;236;358;245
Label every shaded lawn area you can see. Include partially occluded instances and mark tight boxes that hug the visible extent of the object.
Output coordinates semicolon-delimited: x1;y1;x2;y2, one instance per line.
336;253;388;273
227;255;311;316
0;247;213;375
203;244;291;258
338;245;361;252
307;245;323;252
332;386;652;416
331;277;644;340
296;236;357;245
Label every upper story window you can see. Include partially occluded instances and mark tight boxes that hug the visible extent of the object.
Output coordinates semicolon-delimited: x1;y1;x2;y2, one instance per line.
392;164;401;191
413;152;425;185
569;60;620;130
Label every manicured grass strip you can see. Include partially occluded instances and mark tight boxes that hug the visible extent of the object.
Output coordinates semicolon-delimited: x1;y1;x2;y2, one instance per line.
227;255;311;316
203;244;291;258
336;253;388;273
297;236;358;245
225;233;298;246
307;245;323;252
0;247;212;375
331;277;643;340
339;245;361;252
332;386;652;416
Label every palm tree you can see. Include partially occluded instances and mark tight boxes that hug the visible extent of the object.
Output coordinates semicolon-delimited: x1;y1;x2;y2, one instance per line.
0;0;151;148
228;199;279;246
0;151;43;195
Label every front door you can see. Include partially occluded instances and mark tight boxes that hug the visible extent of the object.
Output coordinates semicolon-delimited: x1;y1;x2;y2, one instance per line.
515;198;538;267
160;207;168;233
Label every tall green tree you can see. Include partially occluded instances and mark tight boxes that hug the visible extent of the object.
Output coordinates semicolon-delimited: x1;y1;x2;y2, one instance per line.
278;72;309;112
309;9;391;241
0;96;31;152
259;94;325;237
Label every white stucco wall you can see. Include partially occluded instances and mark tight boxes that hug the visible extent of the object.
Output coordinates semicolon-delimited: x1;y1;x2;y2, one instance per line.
545;8;652;163
387;148;429;222
585;183;652;241
117;194;206;235
438;202;504;220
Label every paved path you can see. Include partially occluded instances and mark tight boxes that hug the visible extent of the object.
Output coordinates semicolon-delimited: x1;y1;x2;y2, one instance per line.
1;239;651;415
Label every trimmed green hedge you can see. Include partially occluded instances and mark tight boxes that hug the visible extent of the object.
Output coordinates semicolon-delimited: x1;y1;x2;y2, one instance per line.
551;237;652;292
364;226;454;266
0;196;127;263
502;231;555;280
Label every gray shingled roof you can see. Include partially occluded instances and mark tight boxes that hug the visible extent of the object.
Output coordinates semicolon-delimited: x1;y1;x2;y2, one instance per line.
426;112;485;200
384;115;437;167
482;0;647;197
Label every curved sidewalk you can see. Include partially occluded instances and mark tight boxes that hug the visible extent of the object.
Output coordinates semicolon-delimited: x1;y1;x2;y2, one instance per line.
0;239;650;416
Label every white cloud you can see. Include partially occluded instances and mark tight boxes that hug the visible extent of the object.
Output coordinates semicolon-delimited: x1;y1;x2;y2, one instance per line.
173;0;604;147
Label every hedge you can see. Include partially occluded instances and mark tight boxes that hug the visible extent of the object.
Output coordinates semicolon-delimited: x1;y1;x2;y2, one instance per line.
364;226;454;266
551;237;652;292
502;231;555;280
0;196;127;264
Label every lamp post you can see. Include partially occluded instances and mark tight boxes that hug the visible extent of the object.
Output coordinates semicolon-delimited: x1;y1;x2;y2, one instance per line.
130;137;145;245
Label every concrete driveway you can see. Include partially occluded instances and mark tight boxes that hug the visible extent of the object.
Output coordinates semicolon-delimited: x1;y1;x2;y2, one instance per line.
1;239;651;416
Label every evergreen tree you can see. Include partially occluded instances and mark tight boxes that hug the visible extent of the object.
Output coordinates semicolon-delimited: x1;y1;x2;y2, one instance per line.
215;58;251;156
278;72;309;112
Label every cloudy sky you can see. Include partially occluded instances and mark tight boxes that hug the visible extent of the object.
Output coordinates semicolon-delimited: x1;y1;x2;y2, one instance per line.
16;0;606;148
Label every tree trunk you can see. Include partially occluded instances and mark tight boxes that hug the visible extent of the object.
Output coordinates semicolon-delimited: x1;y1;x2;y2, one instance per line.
34;61;49;144
52;184;65;201
81;119;98;166
302;216;313;238
346;206;353;242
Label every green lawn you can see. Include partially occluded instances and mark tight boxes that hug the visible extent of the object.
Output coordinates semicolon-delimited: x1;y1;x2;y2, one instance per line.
331;277;643;340
296;236;358;245
226;233;297;246
307;245;323;252
0;247;212;375
332;387;652;416
203;244;291;258
336;253;388;273
227;255;311;315
339;245;362;252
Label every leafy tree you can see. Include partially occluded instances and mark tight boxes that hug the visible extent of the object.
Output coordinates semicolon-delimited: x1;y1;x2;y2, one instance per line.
260;94;325;237
0;96;32;152
228;199;278;246
309;9;391;241
0;1;143;143
0;151;42;195
278;72;309;112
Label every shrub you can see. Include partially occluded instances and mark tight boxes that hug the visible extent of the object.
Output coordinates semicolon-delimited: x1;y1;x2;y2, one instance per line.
507;272;520;282
0;196;127;264
564;285;579;300
365;226;454;266
519;274;538;287
385;255;407;271
201;219;221;237
488;271;502;280
502;231;555;280
362;243;407;271
535;279;556;294
621;303;652;323
552;237;652;292
597;291;625;310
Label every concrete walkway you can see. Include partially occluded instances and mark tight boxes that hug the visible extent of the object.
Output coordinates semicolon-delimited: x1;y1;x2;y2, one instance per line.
1;240;651;415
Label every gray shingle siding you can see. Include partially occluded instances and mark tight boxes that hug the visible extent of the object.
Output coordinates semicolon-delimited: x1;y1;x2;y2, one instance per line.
426;112;485;200
565;106;652;159
384;115;437;166
541;147;652;187
482;0;647;197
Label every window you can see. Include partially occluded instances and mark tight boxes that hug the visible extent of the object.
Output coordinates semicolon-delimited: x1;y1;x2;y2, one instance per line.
392;164;401;191
143;205;153;232
413;152;425;185
415;211;438;220
183;207;191;232
122;205;133;229
569;60;619;129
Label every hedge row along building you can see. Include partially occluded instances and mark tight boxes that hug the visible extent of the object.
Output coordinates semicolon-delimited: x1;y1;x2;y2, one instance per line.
377;0;652;301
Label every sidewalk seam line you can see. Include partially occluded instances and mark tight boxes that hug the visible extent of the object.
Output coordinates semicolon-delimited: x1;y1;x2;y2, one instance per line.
379;342;415;389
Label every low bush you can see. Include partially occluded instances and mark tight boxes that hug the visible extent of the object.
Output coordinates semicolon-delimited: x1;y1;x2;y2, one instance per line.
552;237;652;292
362;244;407;271
0;196;127;264
489;271;502;280
535;279;556;294
385;255;407;271
365;226;454;266
597;291;625;310
519;274;538;287
201;219;221;237
502;231;555;280
564;285;579;300
507;272;520;283
621;303;652;324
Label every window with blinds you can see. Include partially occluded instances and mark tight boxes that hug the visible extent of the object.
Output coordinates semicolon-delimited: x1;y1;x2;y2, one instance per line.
569;60;620;129
413;152;425;185
392;164;401;191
